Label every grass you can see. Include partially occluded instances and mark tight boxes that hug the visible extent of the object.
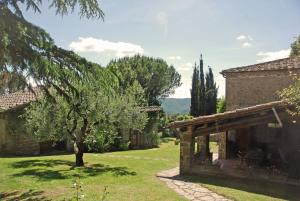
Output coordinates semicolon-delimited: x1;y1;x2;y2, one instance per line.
0;138;299;201
0;138;183;201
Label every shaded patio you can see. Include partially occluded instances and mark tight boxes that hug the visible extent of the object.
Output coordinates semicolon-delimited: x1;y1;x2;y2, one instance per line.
169;101;300;185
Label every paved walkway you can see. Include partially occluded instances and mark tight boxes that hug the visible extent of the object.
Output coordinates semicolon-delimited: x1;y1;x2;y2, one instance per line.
156;168;231;201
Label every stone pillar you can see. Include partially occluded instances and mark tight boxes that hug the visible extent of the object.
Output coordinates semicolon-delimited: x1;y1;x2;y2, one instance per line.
218;132;227;159
197;135;210;157
180;126;195;175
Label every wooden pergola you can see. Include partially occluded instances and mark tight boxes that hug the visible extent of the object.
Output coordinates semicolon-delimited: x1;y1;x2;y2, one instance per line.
169;101;289;175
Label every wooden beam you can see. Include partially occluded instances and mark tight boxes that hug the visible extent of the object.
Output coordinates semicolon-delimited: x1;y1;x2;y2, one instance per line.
193;113;289;137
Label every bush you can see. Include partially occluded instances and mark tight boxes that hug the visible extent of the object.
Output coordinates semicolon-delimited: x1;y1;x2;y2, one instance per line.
119;141;131;151
146;131;160;147
84;130;116;152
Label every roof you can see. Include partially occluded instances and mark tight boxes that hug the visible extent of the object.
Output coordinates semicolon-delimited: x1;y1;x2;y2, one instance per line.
221;56;300;75
169;101;285;129
0;88;41;112
0;89;162;113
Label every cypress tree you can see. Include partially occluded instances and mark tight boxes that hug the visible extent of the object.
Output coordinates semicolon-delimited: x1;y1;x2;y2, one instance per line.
205;66;218;115
190;63;200;116
199;54;206;116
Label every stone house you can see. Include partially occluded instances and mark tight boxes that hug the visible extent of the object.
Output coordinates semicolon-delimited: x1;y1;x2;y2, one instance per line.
0;89;162;155
170;55;300;183
0;89;42;155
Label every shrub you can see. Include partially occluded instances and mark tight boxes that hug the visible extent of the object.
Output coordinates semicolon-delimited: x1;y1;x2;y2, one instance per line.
119;141;131;151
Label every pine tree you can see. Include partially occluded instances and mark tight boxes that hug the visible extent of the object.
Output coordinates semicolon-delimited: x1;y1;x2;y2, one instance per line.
199;54;206;116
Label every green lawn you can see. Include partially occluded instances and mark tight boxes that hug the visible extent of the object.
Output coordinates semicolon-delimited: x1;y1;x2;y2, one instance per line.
0;138;299;201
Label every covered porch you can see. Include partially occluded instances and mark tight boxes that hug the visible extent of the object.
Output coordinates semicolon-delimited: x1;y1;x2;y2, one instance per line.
169;101;300;184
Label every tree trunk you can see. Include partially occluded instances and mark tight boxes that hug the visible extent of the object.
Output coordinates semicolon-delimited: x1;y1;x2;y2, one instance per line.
73;118;88;167
74;140;84;166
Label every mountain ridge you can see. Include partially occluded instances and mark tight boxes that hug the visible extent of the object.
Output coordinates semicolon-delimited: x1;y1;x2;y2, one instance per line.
161;98;191;115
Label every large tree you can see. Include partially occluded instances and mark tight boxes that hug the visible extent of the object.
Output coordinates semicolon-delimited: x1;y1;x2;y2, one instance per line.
1;0;146;166
107;55;181;106
24;79;148;166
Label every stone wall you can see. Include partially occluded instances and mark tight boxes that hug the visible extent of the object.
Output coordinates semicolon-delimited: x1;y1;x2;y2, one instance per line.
0;108;40;156
225;69;300;110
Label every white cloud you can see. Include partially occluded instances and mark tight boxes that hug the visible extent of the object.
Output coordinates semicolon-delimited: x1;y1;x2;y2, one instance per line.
156;12;168;25
236;34;253;41
69;37;144;57
257;49;291;62
169;56;182;60
236;35;247;40
242;42;252;47
237;35;254;48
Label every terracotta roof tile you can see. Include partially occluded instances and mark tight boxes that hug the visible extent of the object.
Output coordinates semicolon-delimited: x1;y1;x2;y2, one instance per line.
0;88;41;111
221;56;300;75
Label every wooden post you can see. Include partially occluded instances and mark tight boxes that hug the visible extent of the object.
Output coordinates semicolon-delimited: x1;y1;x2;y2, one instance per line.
180;126;195;175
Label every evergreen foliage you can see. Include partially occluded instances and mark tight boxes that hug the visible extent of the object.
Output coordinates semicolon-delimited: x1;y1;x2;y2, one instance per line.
0;72;26;94
199;55;206;115
1;0;148;166
205;66;218;115
190;55;218;117
190;63;200;116
107;55;181;106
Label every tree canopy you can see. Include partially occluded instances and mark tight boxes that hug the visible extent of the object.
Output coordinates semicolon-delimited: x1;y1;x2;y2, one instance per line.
1;0;148;167
279;35;300;116
290;35;300;57
107;55;181;106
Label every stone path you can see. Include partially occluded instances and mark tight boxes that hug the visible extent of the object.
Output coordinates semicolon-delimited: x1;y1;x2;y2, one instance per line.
156;168;231;201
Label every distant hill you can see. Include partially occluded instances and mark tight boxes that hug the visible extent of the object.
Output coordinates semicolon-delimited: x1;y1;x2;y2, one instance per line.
161;98;191;115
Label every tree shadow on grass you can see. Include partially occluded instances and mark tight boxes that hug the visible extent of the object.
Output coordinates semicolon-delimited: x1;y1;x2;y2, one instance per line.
80;164;137;177
0;190;51;201
11;159;74;168
179;174;300;201
11;159;137;181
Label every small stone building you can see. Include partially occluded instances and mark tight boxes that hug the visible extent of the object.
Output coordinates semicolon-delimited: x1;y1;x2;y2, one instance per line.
0;90;41;155
170;56;300;182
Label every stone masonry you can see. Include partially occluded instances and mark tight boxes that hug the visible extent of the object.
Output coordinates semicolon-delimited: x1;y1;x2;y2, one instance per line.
225;69;300;111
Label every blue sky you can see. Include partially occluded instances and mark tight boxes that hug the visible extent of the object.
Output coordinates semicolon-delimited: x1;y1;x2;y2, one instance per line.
23;0;300;98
